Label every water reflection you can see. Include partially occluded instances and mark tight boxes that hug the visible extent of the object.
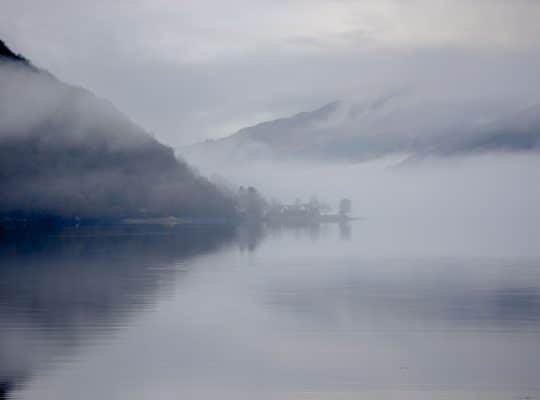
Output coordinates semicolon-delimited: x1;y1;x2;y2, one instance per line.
0;224;234;398
1;220;540;399
267;260;540;331
236;222;313;252
235;220;349;252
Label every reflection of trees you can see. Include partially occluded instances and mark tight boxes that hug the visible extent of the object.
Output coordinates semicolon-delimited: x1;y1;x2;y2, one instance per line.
235;220;265;252
0;224;233;397
235;220;322;253
0;221;354;397
339;222;351;240
235;220;352;253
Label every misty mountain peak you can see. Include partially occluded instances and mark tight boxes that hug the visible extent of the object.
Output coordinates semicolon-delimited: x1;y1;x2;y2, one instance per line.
0;40;235;221
184;90;540;166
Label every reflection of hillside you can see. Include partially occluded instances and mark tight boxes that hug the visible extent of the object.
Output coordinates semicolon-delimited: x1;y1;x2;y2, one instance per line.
0;225;233;396
0;381;14;400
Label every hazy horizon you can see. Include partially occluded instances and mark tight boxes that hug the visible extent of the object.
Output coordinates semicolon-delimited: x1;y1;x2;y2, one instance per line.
2;0;540;147
2;3;540;399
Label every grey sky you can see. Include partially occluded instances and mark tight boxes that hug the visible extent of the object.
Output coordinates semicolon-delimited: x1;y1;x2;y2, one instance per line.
2;0;540;147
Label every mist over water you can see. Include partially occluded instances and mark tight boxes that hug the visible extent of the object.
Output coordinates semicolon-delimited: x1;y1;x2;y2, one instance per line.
2;212;540;399
2;2;540;397
190;152;540;222
3;46;540;399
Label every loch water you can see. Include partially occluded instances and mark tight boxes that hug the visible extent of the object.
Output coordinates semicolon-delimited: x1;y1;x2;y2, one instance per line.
1;217;540;399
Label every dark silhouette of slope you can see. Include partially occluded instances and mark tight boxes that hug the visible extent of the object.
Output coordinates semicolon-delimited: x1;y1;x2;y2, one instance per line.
0;40;235;222
0;39;26;62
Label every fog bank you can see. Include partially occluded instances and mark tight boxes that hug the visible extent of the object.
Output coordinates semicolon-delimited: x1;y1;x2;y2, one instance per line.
191;153;540;222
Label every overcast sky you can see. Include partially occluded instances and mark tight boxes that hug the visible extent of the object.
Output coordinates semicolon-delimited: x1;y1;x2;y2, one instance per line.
2;0;540;147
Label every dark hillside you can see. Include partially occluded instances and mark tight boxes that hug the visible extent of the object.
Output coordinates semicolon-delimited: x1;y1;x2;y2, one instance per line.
0;40;235;221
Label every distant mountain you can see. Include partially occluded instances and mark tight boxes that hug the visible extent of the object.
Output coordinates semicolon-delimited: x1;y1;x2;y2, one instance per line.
0;39;235;222
184;93;540;165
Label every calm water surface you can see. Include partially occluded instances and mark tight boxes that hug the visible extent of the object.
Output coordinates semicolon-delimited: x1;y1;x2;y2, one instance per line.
1;218;540;399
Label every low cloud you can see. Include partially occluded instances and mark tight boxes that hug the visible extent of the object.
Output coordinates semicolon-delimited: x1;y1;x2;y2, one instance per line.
1;1;539;145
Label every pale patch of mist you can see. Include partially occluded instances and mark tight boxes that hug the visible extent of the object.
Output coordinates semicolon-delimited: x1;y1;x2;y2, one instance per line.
192;153;540;222
0;61;151;150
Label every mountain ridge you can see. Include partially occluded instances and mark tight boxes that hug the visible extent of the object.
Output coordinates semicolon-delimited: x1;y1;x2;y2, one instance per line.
183;94;540;165
0;40;235;222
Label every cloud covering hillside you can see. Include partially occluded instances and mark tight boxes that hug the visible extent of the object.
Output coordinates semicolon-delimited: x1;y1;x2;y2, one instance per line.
0;40;235;221
184;92;540;165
